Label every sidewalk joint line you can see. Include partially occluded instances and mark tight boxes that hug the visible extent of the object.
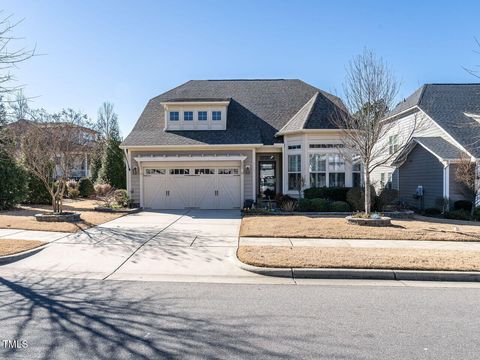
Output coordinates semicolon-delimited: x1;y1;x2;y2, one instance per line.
102;210;190;280
189;236;198;247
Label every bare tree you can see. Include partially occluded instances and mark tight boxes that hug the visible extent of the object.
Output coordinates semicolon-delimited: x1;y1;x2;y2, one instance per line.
333;49;423;214
455;155;478;216
0;12;35;94
96;102;120;141
2;109;94;213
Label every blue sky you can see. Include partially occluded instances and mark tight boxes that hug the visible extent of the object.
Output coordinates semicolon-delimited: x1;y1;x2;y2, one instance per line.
3;0;480;136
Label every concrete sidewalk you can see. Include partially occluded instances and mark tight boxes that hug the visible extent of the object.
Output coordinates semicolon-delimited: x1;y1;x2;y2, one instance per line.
240;237;480;251
0;228;70;242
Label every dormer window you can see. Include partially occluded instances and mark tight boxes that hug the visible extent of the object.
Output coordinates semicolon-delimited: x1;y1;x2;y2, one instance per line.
212;111;222;121
170;111;179;121
198;111;207;121
184;111;193;121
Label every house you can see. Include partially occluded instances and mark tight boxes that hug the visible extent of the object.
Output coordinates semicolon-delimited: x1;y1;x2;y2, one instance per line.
7;119;98;180
371;83;480;210
121;79;358;209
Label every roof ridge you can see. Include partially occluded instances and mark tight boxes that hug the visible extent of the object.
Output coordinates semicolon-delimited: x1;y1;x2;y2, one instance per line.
276;92;319;135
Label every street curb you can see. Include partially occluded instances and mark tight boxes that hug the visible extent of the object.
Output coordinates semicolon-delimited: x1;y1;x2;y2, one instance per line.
235;254;480;282
0;245;47;265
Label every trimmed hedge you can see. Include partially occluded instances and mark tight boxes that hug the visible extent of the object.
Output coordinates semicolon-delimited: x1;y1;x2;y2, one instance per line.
24;172;51;205
79;177;95;198
311;198;330;212
346;186;377;211
444;209;471;221
454;200;473;212
330;201;351;212
303;187;350;202
378;188;399;210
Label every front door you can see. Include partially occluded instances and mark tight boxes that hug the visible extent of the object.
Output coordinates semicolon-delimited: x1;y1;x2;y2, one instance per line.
259;161;276;200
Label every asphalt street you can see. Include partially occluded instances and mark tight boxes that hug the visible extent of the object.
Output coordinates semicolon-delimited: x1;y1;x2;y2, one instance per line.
0;277;478;360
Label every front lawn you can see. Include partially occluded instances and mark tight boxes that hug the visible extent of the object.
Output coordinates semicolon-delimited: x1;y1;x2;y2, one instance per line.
238;246;480;271
0;239;45;256
240;215;480;241
0;199;126;233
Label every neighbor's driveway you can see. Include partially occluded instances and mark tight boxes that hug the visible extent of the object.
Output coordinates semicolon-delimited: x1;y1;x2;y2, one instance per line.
0;210;282;283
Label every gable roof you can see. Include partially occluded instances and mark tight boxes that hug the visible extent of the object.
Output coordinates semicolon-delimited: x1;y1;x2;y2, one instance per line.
388;83;480;157
392;136;467;166
122;79;345;147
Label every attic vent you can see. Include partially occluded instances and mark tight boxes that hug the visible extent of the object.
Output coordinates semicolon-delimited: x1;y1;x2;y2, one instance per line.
464;112;480;123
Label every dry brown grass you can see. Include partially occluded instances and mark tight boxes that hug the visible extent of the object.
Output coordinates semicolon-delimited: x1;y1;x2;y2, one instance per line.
240;215;480;241
238;245;480;271
0;239;45;256
0;199;125;233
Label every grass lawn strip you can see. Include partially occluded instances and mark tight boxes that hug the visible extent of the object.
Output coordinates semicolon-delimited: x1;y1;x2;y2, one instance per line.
241;215;480;242
0;239;45;256
238;246;480;271
0;199;126;233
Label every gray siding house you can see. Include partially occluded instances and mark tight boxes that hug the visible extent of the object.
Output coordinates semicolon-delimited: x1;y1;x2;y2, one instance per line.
379;84;480;210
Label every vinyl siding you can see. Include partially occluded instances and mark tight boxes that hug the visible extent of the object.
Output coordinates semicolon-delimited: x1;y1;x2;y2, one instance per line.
398;145;444;209
449;163;470;204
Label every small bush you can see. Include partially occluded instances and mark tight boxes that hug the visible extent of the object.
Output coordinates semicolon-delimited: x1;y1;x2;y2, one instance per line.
378;188;399;210
454;200;473;212
303;187;350;202
79;177;95;197
330;201;350;212
66;179;78;189
424;208;442;216
275;193;295;208
114;189;129;208
68;187;80;199
24;172;51;205
298;198;313;212
94;183;112;197
310;198;330;212
0;151;27;210
473;208;480;221
280;199;298;212
346;186;376;211
444;209;471;221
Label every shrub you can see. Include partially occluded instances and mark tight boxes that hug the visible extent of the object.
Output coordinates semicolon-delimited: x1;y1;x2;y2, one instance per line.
346;186;376;211
66;179;78;189
310;198;330;212
454;200;473;212
79;177;95;197
98;139;126;189
114;189;129;207
378;188;399;210
275;193;295;208
68;187;80;199
0;151;27;210
24;172;51;205
330;201;351;212
94;183;112;197
424;208;442;216
303;187;350;202
444;209;471;221
473;208;480;221
298;198;313;212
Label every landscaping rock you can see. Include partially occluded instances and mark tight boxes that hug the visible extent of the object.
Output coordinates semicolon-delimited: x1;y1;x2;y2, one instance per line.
346;216;392;227
35;212;81;222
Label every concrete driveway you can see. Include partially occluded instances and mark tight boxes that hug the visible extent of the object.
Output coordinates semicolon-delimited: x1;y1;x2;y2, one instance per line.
0;210;288;283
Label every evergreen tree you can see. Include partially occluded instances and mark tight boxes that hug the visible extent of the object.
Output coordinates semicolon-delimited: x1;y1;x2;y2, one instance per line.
98;138;126;189
0;149;27;209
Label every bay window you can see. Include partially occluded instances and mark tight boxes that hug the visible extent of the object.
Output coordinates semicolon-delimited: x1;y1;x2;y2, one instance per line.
328;154;345;187
309;154;326;187
288;154;301;191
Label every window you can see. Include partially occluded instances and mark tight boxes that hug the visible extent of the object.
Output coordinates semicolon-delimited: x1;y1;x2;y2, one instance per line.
380;173;385;188
288;144;301;150
309;154;326;187
352;163;361;187
184;111;193;121
145;168;166;175
288;154;301;191
218;168;239;175
212;111;222;121
327;154;345;187
195;168;215;175
389;135;398;154
387;172;393;189
198;111;207;121
309;144;344;149
169;168;190;175
169;111;179;121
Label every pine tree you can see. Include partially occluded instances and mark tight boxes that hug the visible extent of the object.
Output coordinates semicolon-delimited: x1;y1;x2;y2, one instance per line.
98;139;126;189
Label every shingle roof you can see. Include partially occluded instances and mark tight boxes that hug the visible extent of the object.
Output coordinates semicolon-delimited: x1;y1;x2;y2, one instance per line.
413;137;467;160
388;83;480;157
122;79;345;147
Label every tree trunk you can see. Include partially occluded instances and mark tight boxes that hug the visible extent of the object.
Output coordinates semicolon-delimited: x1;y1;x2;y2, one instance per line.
364;170;371;215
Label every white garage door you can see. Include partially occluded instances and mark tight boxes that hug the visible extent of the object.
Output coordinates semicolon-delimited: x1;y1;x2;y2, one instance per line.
143;167;241;209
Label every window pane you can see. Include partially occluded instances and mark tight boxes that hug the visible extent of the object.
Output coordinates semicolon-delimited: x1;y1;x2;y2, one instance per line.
353;163;361;172
184;111;193;121
288;155;301;172
329;173;345;187
198;111;207;121
353;173;361;187
169;111;179;121
288;173;301;191
310;173;326;188
328;154;345;171
309;154;326;172
212;111;222;121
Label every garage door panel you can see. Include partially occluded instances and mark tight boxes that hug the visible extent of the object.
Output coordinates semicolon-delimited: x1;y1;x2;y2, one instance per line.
195;176;217;209
144;176;167;209
168;176;193;209
217;174;241;209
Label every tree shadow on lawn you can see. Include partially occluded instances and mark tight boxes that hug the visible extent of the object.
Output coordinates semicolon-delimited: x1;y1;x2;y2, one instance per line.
0;275;340;360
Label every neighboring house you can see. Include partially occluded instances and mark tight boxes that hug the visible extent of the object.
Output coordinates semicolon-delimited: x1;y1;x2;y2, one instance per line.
371;84;480;210
8;119;98;180
121;79;358;209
